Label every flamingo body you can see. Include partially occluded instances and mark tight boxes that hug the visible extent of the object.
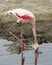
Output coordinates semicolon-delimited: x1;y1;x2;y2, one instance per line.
6;8;35;23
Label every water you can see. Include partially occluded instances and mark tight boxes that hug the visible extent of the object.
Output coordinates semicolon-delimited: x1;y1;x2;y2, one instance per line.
0;39;13;56
0;39;52;65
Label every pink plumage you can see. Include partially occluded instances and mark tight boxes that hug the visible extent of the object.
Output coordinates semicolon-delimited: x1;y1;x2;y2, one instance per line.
5;8;35;22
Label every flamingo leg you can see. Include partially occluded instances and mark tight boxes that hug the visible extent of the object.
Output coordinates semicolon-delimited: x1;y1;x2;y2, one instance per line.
30;21;39;65
35;48;39;65
20;23;23;39
20;23;25;65
30;21;39;50
21;51;25;65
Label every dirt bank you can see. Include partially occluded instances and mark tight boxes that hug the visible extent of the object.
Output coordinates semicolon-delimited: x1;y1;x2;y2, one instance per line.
0;20;52;44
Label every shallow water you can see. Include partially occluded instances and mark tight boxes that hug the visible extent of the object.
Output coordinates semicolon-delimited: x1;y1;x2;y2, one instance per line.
0;39;52;65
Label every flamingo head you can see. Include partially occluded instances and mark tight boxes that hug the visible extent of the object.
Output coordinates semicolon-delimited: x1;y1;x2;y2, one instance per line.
4;11;13;16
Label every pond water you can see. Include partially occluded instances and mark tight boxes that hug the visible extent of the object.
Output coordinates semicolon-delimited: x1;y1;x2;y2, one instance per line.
0;39;52;65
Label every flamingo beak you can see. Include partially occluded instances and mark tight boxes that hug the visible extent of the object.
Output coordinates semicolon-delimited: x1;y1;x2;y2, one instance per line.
4;12;9;16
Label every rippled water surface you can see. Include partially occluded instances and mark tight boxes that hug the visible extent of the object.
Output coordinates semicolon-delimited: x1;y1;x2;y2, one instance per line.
0;39;52;65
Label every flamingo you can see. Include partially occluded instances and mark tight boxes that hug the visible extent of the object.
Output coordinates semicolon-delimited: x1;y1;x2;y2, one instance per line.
5;8;39;50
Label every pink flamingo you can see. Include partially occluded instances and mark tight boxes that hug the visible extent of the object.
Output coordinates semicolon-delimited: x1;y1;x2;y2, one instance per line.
5;8;39;50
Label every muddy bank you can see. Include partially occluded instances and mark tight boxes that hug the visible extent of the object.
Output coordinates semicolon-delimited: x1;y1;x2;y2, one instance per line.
0;20;52;44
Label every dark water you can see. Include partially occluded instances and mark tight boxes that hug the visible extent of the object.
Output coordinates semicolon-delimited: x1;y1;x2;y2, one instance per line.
0;39;52;65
